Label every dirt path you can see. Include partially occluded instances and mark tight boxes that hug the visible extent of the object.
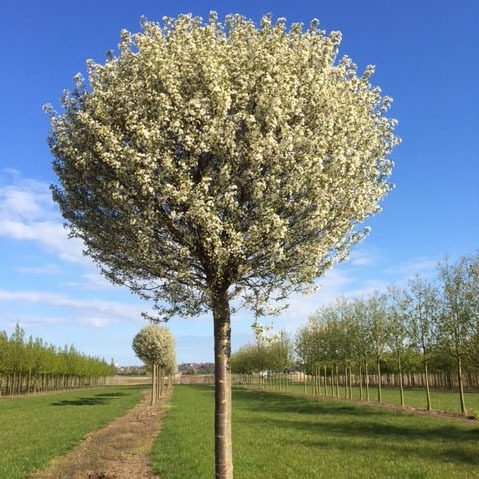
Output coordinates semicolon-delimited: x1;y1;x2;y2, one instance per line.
30;390;168;479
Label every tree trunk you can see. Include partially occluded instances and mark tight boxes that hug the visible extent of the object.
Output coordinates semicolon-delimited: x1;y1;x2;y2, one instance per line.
156;365;164;401
323;365;328;396
335;363;340;397
343;365;348;398
151;363;157;406
397;352;404;406
456;356;467;416
348;365;353;400
376;357;382;403
160;367;165;397
365;362;370;401
424;358;432;411
213;288;233;479
358;363;363;400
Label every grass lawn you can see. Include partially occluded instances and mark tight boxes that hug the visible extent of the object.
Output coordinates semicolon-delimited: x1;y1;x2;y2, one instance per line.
0;386;144;479
361;386;479;417
276;382;479;417
152;385;479;479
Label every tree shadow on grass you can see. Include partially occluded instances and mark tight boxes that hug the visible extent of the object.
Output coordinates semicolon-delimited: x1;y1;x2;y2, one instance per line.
51;397;110;406
95;391;129;397
233;388;479;468
51;390;131;406
234;388;387;417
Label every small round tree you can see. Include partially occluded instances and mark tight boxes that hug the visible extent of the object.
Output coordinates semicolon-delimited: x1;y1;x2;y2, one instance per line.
132;325;176;404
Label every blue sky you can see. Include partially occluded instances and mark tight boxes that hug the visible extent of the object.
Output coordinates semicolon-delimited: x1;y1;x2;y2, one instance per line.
0;0;477;366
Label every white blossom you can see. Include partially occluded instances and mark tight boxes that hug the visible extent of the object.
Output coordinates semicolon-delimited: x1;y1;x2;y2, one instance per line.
46;15;399;477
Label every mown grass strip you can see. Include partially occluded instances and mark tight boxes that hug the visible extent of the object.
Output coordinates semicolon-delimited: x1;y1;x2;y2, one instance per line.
0;386;144;479
152;385;479;479
355;386;479;416
273;382;479;417
152;385;215;478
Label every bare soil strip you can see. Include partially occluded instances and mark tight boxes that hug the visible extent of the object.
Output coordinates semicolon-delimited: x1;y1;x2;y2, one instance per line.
30;390;168;479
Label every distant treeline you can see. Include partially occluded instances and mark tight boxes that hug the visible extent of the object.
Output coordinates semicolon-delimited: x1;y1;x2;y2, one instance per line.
0;324;115;396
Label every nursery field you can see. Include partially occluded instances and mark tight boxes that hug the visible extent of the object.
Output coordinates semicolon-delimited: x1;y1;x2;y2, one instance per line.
152;385;479;479
0;386;145;479
2;384;479;479
251;380;479;418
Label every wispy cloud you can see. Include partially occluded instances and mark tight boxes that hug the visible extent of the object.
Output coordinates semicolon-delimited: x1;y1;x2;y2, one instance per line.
63;270;119;291
13;263;62;276
0;169;87;264
387;257;438;279
0;288;147;324
78;316;121;328
0;314;67;333
0;170;56;221
348;247;381;267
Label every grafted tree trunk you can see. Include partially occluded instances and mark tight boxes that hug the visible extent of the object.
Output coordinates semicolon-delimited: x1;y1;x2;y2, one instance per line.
213;288;233;479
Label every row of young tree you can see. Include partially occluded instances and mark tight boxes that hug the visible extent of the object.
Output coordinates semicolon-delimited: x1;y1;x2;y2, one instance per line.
0;324;115;396
231;322;294;374
232;254;479;415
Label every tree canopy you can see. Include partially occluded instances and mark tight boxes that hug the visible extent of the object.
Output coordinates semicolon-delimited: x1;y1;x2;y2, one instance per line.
46;13;398;319
132;324;176;372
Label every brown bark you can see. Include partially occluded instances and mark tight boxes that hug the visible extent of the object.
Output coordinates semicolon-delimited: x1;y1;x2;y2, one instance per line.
151;363;157;406
457;356;467;415
376;357;382;402
213;287;233;479
424;357;432;411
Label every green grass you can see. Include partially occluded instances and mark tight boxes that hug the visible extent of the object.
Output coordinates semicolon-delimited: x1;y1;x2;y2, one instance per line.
152;385;479;479
364;386;479;416
261;380;479;416
0;386;144;479
152;385;215;477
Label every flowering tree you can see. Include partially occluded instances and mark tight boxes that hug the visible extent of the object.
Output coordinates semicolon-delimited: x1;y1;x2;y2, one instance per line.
436;255;479;415
46;13;399;478
132;324;176;405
